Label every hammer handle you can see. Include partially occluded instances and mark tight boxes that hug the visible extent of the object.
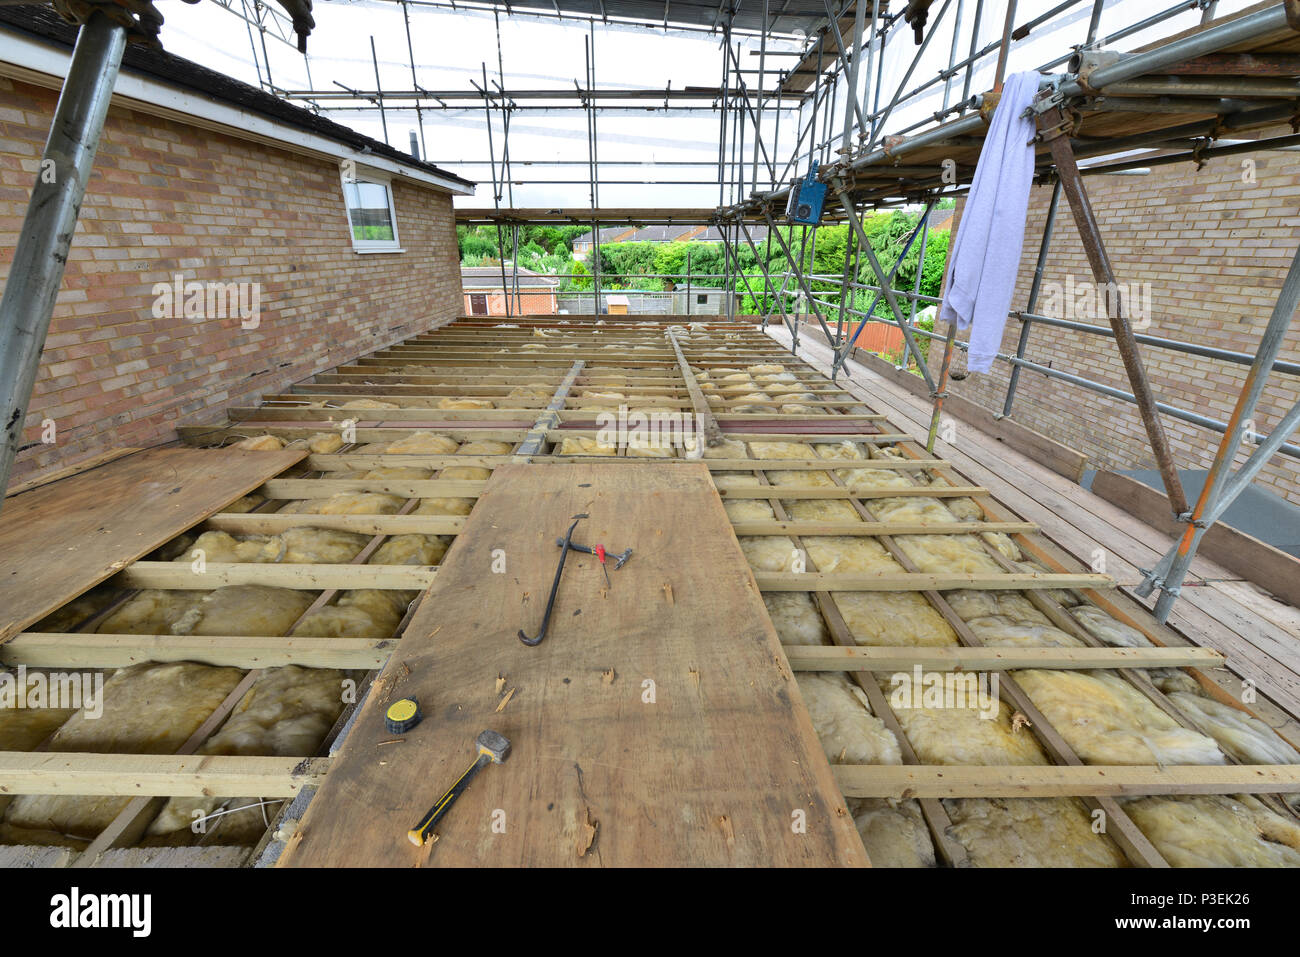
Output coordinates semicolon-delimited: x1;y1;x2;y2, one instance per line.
408;752;489;847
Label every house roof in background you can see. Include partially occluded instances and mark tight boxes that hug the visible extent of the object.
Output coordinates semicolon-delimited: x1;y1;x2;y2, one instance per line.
461;266;559;289
0;4;474;190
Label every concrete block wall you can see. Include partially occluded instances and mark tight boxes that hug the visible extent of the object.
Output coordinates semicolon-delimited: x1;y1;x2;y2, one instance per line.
932;125;1300;507
0;76;464;486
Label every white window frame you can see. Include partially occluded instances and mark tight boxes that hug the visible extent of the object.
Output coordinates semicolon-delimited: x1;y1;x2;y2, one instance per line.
340;165;404;254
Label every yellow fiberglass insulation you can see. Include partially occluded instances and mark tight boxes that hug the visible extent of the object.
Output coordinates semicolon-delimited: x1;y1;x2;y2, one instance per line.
701;438;750;459
946;497;983;521
1014;669;1226;765
370;534;449;566
627;435;676;458
886;689;1050;766
944;797;1128;868
836;467;914;490
280;493;405;515
746;364;786;376
280;527;370;563
145;666;349;846
784;499;861;523
3;662;247;841
815;441;865;461
438;397;494;410
1014;560;1082;606
232;435;284;451
440;465;491;480
762;592;828;645
1149;667;1204;696
762;382;803;396
386;432;460;454
724;499;776;522
795;673;901;766
739;536;799;572
1123;794;1300;867
341;399;399;410
850;799;936;867
767;469;835;487
748;441;816;459
171;586;316;638
222;493;265;514
869;496;958;524
804;536;902;574
292;599;397;640
414;497;474;516
98;590;199;635
1166;692;1300;766
780;404;821;415
893;534;1006;575
1069;605;1151;647
871;444;906;460
711;472;761;488
176;530;284;564
945;590;1051;624
557;436;617;456
833;591;959;647
965;614;1085;649
458;440;513;455
0;671;81;749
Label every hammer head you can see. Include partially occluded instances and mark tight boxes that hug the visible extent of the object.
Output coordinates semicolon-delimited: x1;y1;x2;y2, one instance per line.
610;548;633;570
476;730;511;764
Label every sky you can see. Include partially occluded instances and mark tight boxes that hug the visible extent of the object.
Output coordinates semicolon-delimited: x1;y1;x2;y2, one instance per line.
156;0;1257;209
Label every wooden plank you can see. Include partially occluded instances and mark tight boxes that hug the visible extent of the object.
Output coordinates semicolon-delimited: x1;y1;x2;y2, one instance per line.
832;763;1300;799
1091;469;1300;609
0;753;328;797
0;447;305;642
755;572;1115;591
117;562;436;590
668;328;724;447
280;462;868;867
0;633;395;669
782;644;1226;671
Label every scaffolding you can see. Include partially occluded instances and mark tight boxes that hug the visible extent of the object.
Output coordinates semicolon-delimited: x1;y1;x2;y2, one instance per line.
2;0;1300;625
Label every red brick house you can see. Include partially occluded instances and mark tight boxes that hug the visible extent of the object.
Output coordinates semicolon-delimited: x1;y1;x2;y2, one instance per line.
0;6;474;487
461;266;559;316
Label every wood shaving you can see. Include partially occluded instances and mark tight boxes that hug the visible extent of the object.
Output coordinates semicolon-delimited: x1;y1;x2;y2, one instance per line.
602;668;616;685
576;807;599;858
495;687;515;713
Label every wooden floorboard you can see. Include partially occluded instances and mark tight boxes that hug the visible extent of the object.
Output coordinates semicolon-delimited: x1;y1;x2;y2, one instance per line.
772;328;1300;717
0;447;305;641
280;462;869;867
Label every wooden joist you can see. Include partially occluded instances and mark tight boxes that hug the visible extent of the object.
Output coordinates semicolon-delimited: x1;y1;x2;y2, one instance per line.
259;478;487;499
732;520;1037;535
205;513;467;535
0;633;395;669
754;572;1114;591
116;562;436;590
719;485;987;499
781;644;1226;672
0;753;329;797
832;764;1300;799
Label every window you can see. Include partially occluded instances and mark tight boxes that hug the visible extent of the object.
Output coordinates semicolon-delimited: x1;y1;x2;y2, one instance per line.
469;293;488;315
696;294;708;305
341;167;402;253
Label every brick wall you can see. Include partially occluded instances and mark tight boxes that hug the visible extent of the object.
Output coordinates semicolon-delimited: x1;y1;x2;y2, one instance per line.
0;75;465;486
933;127;1300;507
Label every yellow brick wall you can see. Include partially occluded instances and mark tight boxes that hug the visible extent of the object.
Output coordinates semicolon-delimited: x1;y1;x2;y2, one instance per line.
932;127;1300;507
0;75;465;485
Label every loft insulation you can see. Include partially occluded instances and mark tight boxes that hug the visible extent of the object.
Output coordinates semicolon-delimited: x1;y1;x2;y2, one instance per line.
763;592;829;646
833;591;959;647
795;673;901;766
1123;794;1300;867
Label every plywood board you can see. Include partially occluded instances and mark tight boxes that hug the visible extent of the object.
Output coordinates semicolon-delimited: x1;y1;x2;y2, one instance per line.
280;462;868;867
0;447;304;640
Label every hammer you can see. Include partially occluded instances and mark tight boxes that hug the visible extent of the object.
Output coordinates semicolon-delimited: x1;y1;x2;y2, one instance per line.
407;730;511;847
556;538;633;587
